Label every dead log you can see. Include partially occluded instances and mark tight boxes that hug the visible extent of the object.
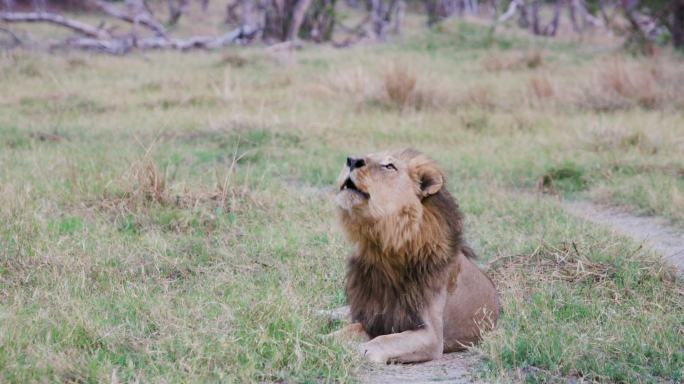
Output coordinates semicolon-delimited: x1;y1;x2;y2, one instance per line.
62;24;258;53
0;11;110;38
1;9;256;53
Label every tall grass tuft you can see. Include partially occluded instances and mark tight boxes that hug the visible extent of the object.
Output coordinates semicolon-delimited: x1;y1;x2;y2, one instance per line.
383;63;418;109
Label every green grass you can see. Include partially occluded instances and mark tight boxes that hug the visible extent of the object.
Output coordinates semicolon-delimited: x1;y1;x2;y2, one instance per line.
1;14;683;383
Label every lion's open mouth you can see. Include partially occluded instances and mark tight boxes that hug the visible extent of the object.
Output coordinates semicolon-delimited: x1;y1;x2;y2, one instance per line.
341;177;369;198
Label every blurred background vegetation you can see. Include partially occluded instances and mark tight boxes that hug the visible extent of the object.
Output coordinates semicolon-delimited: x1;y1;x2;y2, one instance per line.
1;0;683;382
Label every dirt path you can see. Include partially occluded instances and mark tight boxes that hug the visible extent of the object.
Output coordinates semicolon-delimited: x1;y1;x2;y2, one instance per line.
359;352;482;384
563;201;684;274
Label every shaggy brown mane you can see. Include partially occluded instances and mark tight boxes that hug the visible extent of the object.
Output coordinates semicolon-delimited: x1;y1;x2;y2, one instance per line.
345;159;474;338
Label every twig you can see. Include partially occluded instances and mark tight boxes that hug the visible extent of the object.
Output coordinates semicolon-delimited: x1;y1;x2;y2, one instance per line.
90;0;167;37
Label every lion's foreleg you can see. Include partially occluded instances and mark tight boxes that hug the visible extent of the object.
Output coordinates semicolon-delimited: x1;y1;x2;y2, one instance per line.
360;289;447;364
359;327;443;363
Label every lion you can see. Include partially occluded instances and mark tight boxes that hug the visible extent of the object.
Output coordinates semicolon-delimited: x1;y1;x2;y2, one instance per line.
332;148;499;364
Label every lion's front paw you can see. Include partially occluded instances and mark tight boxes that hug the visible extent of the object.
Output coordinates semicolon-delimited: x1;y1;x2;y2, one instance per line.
358;342;388;364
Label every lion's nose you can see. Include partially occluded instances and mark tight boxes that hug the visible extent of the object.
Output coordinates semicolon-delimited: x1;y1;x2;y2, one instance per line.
346;157;366;170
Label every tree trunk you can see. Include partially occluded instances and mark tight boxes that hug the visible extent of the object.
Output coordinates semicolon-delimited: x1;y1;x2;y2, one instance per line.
426;0;457;25
531;0;541;34
544;0;562;35
224;0;338;42
370;0;384;37
518;0;529;27
569;0;581;32
391;0;404;34
426;0;439;25
300;0;336;41
597;0;611;26
674;0;684;48
286;0;313;40
3;0;13;11
167;0;189;25
31;0;46;12
531;0;562;36
367;0;401;37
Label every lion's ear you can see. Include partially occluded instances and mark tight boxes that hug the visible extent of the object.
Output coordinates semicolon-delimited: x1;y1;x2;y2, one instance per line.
410;156;444;197
419;167;443;197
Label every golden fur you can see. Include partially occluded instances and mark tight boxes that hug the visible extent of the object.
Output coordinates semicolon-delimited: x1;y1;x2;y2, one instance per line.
334;149;499;363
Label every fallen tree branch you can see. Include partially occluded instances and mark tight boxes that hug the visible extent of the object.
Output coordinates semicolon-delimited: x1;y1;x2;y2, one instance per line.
60;25;258;54
0;26;22;46
498;0;522;22
90;0;167;37
1;8;257;54
0;11;109;38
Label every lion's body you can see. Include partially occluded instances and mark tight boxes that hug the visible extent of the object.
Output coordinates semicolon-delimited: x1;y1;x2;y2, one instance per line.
335;149;499;363
442;251;499;352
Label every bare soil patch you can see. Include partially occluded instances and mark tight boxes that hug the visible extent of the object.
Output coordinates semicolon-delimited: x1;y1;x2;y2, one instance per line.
359;351;483;384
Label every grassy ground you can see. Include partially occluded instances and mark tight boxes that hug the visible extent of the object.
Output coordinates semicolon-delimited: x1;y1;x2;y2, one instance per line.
1;14;683;383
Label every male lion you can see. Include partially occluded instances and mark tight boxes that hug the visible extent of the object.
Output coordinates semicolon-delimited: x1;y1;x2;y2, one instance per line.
333;148;499;364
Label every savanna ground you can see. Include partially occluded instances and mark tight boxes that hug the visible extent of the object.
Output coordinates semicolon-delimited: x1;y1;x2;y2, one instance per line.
1;7;684;383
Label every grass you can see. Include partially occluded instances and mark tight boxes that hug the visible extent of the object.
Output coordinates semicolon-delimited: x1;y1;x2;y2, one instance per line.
1;11;683;383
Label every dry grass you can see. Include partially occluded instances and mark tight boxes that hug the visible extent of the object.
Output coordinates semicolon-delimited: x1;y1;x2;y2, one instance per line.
575;57;684;111
128;145;167;204
481;50;545;72
527;72;555;102
487;241;674;287
463;85;496;109
319;63;447;111
316;66;374;105
383;62;418;108
380;63;446;110
481;238;682;382
578;123;661;154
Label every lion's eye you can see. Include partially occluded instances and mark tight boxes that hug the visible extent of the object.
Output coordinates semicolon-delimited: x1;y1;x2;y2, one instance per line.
381;163;397;171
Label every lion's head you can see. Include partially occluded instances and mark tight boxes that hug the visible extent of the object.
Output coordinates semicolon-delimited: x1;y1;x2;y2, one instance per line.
335;148;462;256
